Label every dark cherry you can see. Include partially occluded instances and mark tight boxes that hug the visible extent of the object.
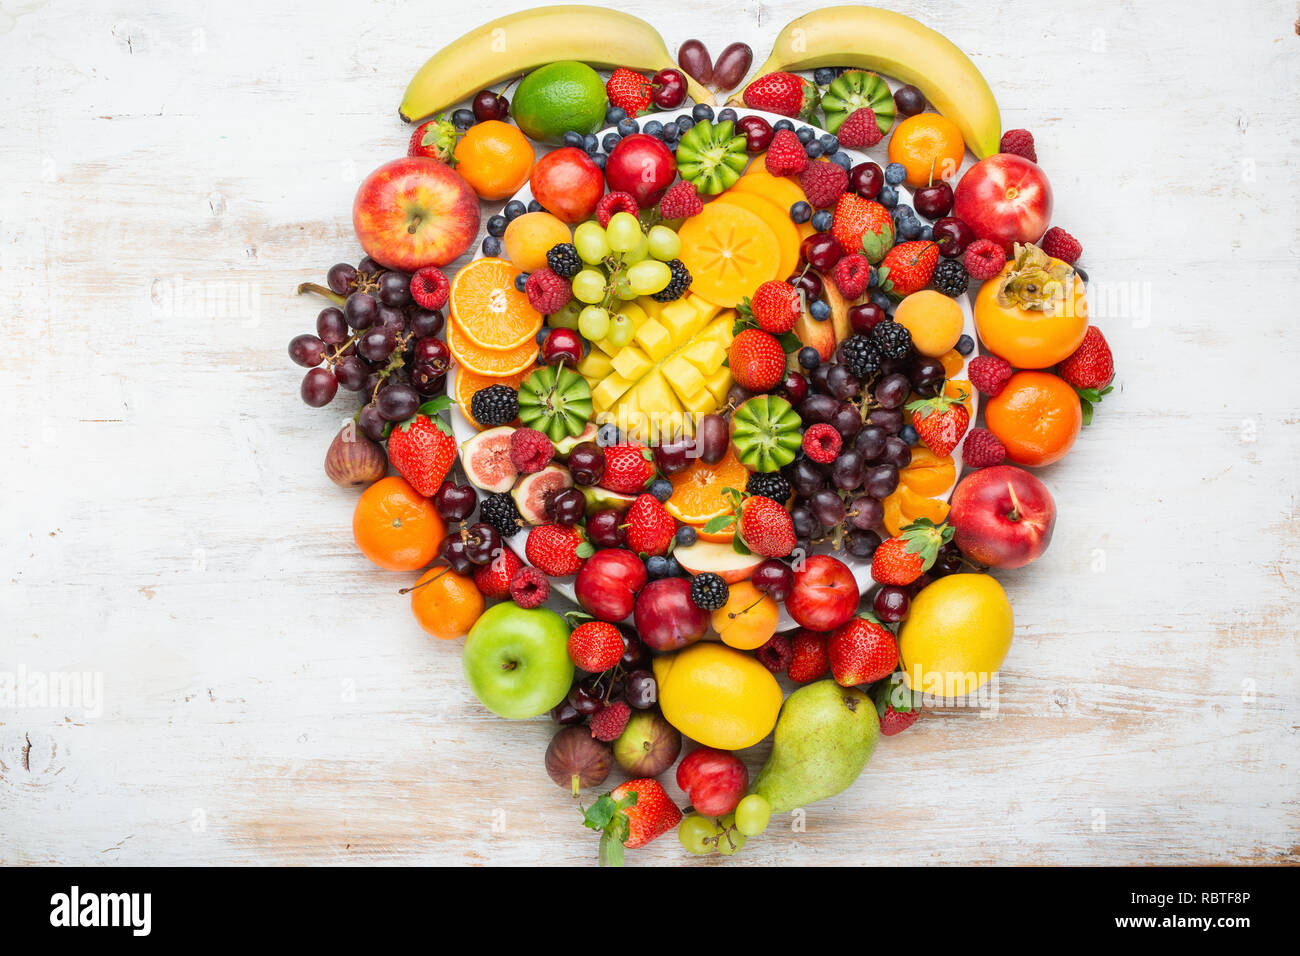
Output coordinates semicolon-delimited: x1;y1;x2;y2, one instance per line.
735;114;774;153
620;632;651;670
410;363;445;398
848;162;884;199
472;88;510;121
913;181;954;220
810;363;833;396
787;270;823;301
651;68;687;109
464;522;502;565
542;327;583;366
434;482;477;522
586;508;626;548
550;699;584;726
893;85;926;117
776;371;809;407
932;217;976;258
568;441;606;486
413;336;451;372
751;559;795;602
910;357;946;396
624;669;658;709
547;488;587;526
567;683;604;716
848;302;886;334
801;232;844;271
654;439;694;476
874;585;910;623
439;534;475;574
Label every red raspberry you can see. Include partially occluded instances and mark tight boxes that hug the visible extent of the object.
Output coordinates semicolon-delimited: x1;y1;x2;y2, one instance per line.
801;423;841;464
524;267;572;315
963;239;1007;280
410;266;450;310
755;633;794;674
509;566;549;609
657;180;703;220
509;427;554;474
1040;226;1083;265
968;355;1014;397
879;703;919;736
787;630;830;683
764;129;808;176
798;160;849;209
589;701;631;742
595;191;639;228
832;253;872;298
836;108;883;149
960;427;1006;468
999;129;1037;163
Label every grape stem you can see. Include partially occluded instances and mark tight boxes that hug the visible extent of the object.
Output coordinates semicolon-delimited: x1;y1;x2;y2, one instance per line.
297;282;345;307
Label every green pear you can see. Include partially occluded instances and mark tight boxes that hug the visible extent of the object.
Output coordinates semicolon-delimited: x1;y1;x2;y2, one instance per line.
752;680;880;813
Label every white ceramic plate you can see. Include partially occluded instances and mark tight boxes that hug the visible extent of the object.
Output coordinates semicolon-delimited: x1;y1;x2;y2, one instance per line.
446;107;978;627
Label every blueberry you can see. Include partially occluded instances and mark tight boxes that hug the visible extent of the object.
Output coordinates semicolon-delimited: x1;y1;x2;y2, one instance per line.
617;118;638;136
602;132;622;152
643;119;663;138
869;266;879;287
955;334;975;356
527;199;543;213
661;122;679;143
810;299;831;321
597;423;619;446
796;126;814;144
675;526;697;548
878;185;899;208
773;119;795;132
819;133;839;153
606;106;627;125
899;424;919;446
486;214;507;238
869;290;892;312
645;555;669;579
482;236;502;256
583;133;600;153
885;162;907;186
717;108;737;124
893;203;914;220
811;210;833;232
504;200;527;221
829;152;851;171
814;67;838;85
899;218;923;240
514;273;529;292
790;201;812;224
1075;265;1090;282
650;478;673;502
804;141;824;158
536;326;550;345
562;131;584;148
451;109;475;129
918;225;933;241
664;555;683;577
692;103;714;122
676;116;695;132
798;346;821;369
590;153;606;170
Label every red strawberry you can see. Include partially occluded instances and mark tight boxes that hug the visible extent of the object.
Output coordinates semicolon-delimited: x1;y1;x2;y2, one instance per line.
870;519;953;586
832;252;872;298
582;778;682;865
656;180;702;220
906;386;970;457
742;71;819;119
798;160;848;208
764;128;808;176
740;280;801;335
1040;226;1083;264
473;546;523;599
407;116;460;164
729;328;786;392
590;701;632;742
737;495;796;558
828;616;898;686
878;240;940;296
880;701;919;735
599;443;656;494
787;630;830;683
568;621;626;672
624;493;676;557
606;68;653;116
873;676;919;736
1057;326;1114;425
525;523;592;577
832;193;894;262
386;397;456;497
595;191;639;229
836;107;883;149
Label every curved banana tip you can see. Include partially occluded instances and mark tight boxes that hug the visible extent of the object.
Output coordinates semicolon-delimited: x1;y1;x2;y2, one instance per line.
399;108;412;124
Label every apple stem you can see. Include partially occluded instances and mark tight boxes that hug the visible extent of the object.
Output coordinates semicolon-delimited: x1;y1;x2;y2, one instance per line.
297;282;345;307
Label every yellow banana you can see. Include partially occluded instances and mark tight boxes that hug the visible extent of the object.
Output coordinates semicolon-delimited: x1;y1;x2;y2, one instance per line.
731;6;1002;158
399;5;711;123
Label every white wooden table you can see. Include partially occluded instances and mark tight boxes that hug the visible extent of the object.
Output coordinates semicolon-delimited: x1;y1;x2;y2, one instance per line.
2;0;1297;866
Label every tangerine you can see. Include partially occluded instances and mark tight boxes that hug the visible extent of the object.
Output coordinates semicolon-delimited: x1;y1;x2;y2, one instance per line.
452;120;535;201
447;318;539;376
353;476;444;571
408;567;485;640
984;370;1082;467
887;113;966;188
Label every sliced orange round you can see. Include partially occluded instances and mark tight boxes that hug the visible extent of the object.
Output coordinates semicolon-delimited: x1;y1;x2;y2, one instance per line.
449;256;543;350
676;203;781;308
665;446;749;525
452;365;537;429
448;317;538;376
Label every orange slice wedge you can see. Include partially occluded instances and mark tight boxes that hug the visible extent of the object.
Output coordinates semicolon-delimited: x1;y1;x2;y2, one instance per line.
665;446;749;525
448;316;538;376
449;256;543;350
452;365;537;429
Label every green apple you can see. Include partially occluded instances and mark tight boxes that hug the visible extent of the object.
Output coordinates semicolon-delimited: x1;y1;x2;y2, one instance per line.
463;604;574;719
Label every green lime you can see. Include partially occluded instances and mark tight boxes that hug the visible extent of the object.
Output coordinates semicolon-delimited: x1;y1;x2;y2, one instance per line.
512;61;608;145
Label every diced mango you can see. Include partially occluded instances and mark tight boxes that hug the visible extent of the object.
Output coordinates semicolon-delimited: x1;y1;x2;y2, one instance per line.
578;350;613;382
659;299;708;343
683;339;725;374
592;373;635;412
680;387;718;417
663;356;706;403
634;319;673;361
705;367;733;404
611;346;653;381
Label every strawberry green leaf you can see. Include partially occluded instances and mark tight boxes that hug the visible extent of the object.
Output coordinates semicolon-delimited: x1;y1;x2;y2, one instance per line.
703;515;736;534
776;331;802;354
732;534;751;557
1079;396;1095;427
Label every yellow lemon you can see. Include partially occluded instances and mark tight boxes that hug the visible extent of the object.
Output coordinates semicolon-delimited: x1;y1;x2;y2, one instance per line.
652;643;783;750
898;573;1013;698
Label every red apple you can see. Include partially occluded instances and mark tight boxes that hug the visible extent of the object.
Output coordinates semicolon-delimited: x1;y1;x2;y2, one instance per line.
530;147;604;224
633;578;709;652
786;554;859;631
575;549;647;621
949;465;1056;569
604;133;677;208
952;154;1053;253
676;747;748;816
352;156;480;271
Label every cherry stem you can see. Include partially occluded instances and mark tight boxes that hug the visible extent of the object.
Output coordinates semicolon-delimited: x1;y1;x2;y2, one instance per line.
398;566;450;594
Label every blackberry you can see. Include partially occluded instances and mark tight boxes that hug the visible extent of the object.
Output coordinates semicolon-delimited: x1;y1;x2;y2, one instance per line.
689;572;730;611
546;243;582;279
931;258;969;297
839;334;882;379
871;320;912;360
479;493;523;539
746;472;791;503
651;259;691;302
470;385;518;427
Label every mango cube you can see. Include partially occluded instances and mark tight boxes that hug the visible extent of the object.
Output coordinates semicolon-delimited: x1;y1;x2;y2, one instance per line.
611;346;653;381
634;319;673;361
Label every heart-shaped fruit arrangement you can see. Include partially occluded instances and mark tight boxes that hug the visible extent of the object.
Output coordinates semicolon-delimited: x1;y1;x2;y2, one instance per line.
290;5;1114;865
